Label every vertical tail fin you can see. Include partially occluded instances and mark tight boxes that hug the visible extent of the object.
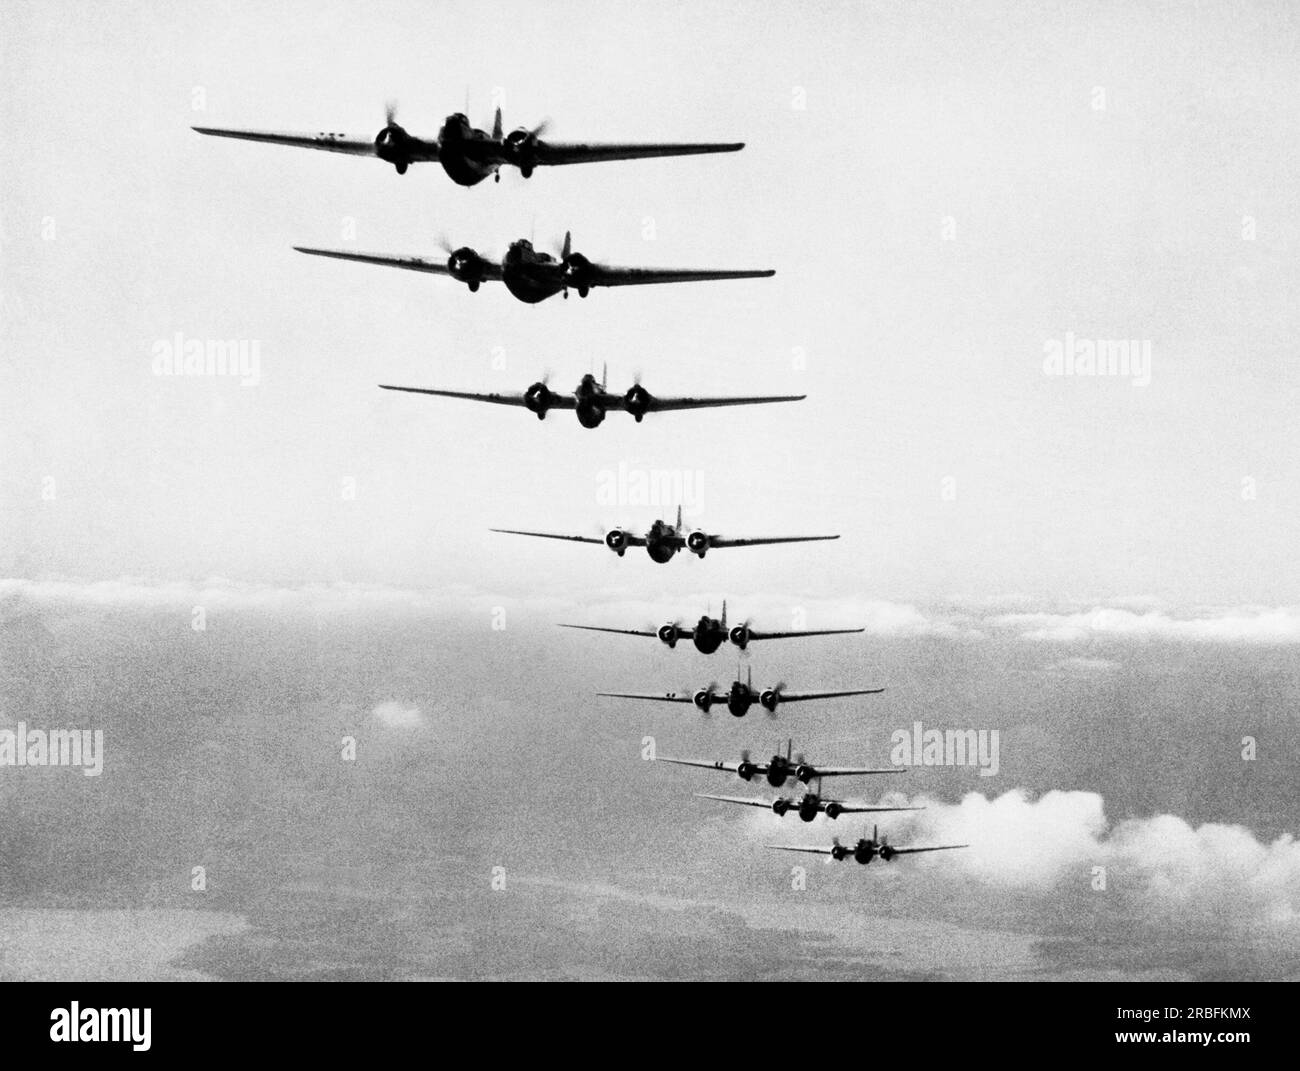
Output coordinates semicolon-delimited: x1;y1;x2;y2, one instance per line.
492;106;503;140
786;738;792;761
721;599;727;628
602;362;607;391
562;230;572;260
676;504;682;531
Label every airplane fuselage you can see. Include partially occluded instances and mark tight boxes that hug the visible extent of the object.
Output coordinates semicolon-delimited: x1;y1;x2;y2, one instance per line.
692;615;726;653
764;755;793;787
727;681;756;718
435;114;502;186
501;240;576;303
643;519;681;563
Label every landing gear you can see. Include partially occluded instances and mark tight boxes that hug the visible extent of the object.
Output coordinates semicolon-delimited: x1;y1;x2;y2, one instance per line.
494;172;500;183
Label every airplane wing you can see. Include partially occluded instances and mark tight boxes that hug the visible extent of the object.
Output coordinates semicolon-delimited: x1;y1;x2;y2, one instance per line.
694;793;775;809
533;141;744;167
617;393;806;413
596;692;703;704
191;127;398;157
833;803;924;814
765;844;835;856
811;766;901;777
655;756;743;774
377;386;577;408
490;528;631;545
887;844;969;855
771;688;884;702
557;624;661;638
746;626;864;641
293;247;469;277
589;266;775;288
707;535;840;549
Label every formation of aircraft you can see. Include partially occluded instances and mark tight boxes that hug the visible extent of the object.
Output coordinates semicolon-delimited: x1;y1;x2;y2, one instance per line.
696;782;923;823
656;739;901;787
194;104;745;185
599;667;882;717
767;825;969;864
379;368;803;428
492;507;838;564
560;599;863;652
294;230;773;304
196;98;975;874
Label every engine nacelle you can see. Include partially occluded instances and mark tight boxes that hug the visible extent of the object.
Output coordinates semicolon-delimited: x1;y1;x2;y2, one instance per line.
686;530;710;558
736;761;756;782
692;689;714;712
562;252;594;297
604;529;628;556
623;384;653;423
832;844;851;861
772;799;791;817
523;381;555;419
656;623;679;648
759;689;780;713
374;123;413;171
795;763;816;784
728;624;751;650
824;802;843;820
879;845;896;862
447;247;488;290
503;128;541;176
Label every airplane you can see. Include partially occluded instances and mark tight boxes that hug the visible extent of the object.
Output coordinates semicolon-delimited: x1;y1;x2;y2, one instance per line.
491;506;838;564
656;738;901;787
193;103;745;186
767;824;969;864
696;782;923;823
293;230;774;304
560;598;863;652
598;666;882;717
378;366;804;428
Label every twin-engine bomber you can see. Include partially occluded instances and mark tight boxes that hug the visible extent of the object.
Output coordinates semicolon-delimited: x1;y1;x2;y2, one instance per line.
656;739;901;787
492;507;837;564
767;825;969;864
599;668;882;718
560;599;863;652
379;368;803;427
294;231;773;304
697;784;923;823
195;104;744;185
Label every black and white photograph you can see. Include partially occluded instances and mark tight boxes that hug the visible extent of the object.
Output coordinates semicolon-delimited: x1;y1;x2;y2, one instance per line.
1;0;1295;1046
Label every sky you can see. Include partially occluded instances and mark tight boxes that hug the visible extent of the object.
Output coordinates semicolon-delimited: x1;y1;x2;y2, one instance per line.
1;0;1298;981
2;0;1297;603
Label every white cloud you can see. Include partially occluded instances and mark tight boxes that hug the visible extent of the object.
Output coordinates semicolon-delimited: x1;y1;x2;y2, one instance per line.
734;788;1300;930
370;701;425;729
3;578;1297;646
